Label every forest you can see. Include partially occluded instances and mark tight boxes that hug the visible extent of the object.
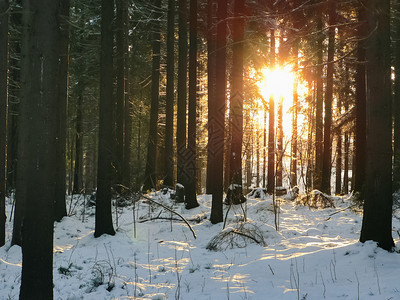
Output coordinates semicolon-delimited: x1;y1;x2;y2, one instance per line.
0;0;400;299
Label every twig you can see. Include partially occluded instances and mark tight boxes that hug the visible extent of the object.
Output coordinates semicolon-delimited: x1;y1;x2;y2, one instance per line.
139;193;197;239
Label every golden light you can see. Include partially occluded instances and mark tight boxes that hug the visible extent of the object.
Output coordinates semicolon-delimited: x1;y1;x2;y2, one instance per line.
258;66;295;101
257;66;295;137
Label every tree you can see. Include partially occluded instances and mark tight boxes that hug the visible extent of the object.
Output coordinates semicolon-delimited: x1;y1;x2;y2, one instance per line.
360;0;394;251
206;0;216;194
313;2;324;191
54;0;70;221
94;0;116;238
115;0;126;191
0;0;9;247
185;0;200;209
394;4;400;192
227;0;246;204
164;0;175;187
321;0;336;194
123;0;131;189
143;0;162;191
177;0;188;188
209;0;227;224
267;29;275;194
18;0;60;297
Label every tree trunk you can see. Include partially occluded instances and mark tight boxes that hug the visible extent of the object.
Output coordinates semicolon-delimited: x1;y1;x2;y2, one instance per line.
95;0;116;238
227;0;246;204
335;132;342;195
177;0;188;187
209;0;227;224
290;41;298;188
267;29;275;194
0;0;9;247
276;96;283;187
185;0;199;209
115;0;126;191
164;0;175;187
143;0;162;191
321;0;335;195
314;8;324;191
73;89;83;194
343;131;349;194
206;0;216;195
54;0;70;221
354;5;367;198
360;0;394;251
123;0;131;188
18;0;59;297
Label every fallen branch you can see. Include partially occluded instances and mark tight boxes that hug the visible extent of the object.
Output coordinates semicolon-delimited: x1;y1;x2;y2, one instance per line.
139;193;197;239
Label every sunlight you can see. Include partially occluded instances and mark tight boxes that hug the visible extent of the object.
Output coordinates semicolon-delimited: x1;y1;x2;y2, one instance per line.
258;67;294;101
257;66;295;138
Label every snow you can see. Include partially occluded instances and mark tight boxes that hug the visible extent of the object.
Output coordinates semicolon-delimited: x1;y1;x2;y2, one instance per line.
1;191;400;300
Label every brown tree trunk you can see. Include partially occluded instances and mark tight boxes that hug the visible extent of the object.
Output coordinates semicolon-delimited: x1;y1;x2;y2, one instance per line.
94;0;116;238
210;0;227;224
321;0;336;194
185;0;199;209
18;0;60;297
314;8;324;191
164;0;175;187
267;29;275;194
177;0;188;187
360;0;394;250
0;0;9;247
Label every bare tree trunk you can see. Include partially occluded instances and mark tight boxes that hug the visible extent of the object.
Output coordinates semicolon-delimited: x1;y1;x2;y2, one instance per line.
206;0;216;194
360;0;394;250
314;8;324;190
164;0;175;187
267;29;275;194
0;0;9;247
54;0;70;221
177;0;188;187
321;0;336;194
18;0;60;297
185;0;199;209
210;0;227;224
94;0;116;238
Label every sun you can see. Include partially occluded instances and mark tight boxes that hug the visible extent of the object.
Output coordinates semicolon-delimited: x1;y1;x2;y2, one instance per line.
256;66;295;137
258;66;294;101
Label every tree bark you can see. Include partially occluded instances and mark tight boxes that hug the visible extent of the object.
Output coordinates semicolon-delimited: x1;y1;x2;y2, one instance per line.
143;0;162;191
0;0;9;247
177;0;188;187
267;29;275;194
321;0;336;194
54;0;70;221
164;0;175;187
185;0;199;209
210;0;227;224
360;0;394;251
227;0;246;204
95;0;116;238
314;7;324;191
18;0;59;297
354;5;367;198
115;0;126;191
206;0;216;194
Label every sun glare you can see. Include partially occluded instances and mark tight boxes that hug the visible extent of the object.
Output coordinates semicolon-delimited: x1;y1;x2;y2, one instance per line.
258;67;294;101
256;66;296;137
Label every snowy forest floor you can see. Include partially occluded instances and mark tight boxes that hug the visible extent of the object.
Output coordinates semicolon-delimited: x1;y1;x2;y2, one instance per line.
1;190;400;300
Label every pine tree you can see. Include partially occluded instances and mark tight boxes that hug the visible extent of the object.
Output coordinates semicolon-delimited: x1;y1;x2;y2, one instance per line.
360;0;394;251
18;0;60;297
94;0;116;238
0;0;9;247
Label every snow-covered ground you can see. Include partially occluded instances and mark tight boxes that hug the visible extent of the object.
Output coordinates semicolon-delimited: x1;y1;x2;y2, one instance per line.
1;191;399;300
